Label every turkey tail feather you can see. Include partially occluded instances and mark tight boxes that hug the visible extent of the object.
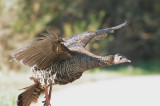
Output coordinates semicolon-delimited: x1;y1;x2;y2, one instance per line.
17;82;44;106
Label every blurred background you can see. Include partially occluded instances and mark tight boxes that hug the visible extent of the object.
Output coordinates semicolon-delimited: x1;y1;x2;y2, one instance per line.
0;0;160;106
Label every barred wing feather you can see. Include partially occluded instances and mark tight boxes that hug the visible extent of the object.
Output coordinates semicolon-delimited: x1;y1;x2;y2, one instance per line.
13;31;73;70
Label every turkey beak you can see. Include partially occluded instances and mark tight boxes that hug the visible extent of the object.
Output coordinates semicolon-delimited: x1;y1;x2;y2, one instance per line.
125;59;131;63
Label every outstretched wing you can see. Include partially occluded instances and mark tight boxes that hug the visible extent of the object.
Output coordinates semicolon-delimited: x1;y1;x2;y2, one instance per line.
64;22;127;48
13;31;74;70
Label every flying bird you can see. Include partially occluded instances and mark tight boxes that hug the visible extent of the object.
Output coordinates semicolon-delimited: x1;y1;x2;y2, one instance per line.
13;22;131;106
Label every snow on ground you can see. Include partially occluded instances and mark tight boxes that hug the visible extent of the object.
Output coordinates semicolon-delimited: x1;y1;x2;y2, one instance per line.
32;75;160;106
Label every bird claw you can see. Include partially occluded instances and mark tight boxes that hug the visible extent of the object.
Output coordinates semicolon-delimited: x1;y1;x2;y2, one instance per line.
42;97;51;106
42;100;51;106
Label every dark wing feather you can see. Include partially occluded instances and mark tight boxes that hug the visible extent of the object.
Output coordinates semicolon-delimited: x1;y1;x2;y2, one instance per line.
13;31;73;69
17;82;44;106
64;22;127;48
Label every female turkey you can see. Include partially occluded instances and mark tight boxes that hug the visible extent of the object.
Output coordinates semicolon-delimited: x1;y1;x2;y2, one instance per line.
13;22;131;106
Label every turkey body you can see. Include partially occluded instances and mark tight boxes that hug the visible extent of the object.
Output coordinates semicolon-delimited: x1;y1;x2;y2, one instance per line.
31;47;113;86
13;22;127;106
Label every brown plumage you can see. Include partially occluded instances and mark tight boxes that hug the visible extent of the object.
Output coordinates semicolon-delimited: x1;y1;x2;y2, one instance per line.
13;22;131;106
13;30;73;70
17;82;44;106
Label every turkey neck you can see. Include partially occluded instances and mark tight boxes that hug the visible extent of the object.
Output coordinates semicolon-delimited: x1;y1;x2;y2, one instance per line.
71;48;114;71
83;54;114;70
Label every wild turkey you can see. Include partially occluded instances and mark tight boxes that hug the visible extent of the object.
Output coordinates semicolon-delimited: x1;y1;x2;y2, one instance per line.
13;22;131;106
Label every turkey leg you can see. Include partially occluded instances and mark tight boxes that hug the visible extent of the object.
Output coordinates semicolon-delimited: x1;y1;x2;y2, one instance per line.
45;88;49;106
48;86;52;101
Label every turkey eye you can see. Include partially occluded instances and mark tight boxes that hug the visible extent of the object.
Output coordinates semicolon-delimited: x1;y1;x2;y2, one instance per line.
119;57;122;60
